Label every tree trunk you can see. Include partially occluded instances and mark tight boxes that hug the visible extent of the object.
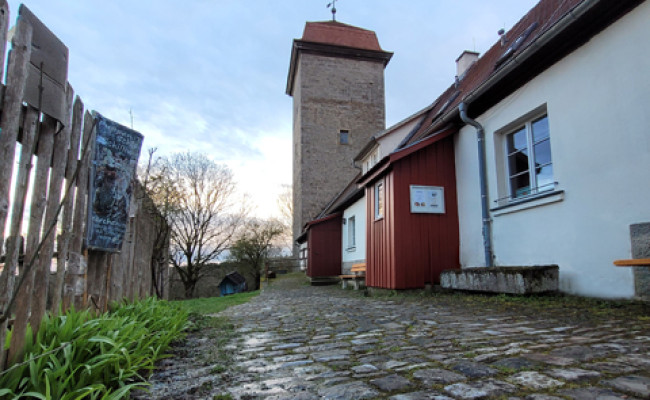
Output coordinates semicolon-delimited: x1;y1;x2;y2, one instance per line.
184;281;196;299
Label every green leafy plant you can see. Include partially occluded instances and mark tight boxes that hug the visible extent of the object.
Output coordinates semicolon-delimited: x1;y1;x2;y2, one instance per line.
0;297;188;399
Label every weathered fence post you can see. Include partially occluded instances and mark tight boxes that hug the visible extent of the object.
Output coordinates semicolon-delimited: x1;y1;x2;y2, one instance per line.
8;110;56;364
0;16;33;368
0;108;38;369
0;15;32;268
31;83;74;329
53;95;83;312
63;111;94;311
0;1;9;84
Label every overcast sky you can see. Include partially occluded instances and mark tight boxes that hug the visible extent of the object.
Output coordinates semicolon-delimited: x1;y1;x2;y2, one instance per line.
7;0;539;218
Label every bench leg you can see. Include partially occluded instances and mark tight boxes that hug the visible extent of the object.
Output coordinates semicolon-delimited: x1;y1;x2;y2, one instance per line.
341;279;348;289
352;280;359;290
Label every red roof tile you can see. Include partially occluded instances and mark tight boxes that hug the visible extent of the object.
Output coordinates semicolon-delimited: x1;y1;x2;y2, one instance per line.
403;0;593;145
302;21;384;52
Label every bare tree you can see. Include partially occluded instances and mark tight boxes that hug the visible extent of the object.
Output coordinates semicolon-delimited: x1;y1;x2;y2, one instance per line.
139;148;175;298
276;184;293;248
229;218;285;290
147;152;246;298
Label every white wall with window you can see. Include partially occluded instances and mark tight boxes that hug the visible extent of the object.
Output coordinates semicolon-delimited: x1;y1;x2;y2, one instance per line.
455;2;650;298
342;196;366;274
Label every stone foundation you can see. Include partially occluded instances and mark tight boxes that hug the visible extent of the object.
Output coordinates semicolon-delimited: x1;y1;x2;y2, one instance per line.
440;265;559;294
631;223;650;300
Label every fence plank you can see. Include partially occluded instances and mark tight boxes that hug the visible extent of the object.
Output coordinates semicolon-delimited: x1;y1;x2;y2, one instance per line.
0;16;32;268
63;111;94;311
0;107;38;369
0;1;9;84
31;102;73;329
53;95;83;312
86;250;108;311
8;108;56;364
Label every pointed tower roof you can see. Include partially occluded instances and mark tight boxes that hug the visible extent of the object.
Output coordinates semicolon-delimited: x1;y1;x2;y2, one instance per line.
286;20;393;95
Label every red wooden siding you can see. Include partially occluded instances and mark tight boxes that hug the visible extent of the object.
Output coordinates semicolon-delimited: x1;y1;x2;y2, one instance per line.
307;213;343;277
366;134;460;289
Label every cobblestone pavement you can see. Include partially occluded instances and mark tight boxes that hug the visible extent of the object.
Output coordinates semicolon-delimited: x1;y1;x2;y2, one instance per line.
146;274;650;399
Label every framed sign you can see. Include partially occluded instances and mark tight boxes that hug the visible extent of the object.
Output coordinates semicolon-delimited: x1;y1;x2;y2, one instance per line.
410;185;445;214
86;112;144;252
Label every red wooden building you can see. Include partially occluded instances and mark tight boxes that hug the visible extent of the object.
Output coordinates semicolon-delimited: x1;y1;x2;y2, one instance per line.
359;127;460;289
303;213;343;278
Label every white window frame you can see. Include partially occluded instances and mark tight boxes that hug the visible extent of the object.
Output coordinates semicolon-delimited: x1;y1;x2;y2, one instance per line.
374;180;384;220
347;216;356;249
501;112;554;202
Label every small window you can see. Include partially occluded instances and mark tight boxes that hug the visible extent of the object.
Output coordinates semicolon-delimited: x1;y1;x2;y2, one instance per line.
374;181;384;220
347;216;356;249
339;130;349;145
505;114;554;199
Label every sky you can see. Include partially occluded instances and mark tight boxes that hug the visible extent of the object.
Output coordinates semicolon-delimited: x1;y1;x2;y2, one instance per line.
6;0;539;219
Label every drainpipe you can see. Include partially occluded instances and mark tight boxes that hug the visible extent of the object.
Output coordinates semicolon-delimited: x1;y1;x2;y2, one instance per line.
459;102;493;267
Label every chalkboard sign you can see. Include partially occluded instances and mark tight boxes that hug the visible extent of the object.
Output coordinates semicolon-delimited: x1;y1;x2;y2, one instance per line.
86;112;144;252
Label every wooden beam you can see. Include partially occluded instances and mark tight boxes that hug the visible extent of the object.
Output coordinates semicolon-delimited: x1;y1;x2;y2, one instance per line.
614;258;650;267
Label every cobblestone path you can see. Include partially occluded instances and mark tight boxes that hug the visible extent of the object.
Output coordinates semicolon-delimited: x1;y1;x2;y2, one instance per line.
147;274;650;399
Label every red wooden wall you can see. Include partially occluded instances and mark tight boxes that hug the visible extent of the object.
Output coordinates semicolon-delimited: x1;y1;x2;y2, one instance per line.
307;213;343;278
366;134;460;289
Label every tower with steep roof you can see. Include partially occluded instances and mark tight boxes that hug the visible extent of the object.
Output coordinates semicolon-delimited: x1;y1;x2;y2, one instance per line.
286;21;392;248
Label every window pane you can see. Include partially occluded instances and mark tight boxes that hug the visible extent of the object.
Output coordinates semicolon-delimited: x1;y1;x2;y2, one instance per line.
532;115;549;142
535;164;554;192
508;151;529;178
533;139;552;166
339;130;349;145
507;127;528;154
510;172;531;198
375;182;384;219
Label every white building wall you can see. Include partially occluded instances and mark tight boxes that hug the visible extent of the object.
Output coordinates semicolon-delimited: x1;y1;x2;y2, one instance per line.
455;2;650;298
342;196;367;273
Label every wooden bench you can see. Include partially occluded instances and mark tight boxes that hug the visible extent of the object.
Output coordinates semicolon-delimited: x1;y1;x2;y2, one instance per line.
614;258;650;267
339;263;366;290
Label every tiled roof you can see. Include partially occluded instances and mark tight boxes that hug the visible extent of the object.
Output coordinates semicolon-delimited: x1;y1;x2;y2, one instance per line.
400;0;642;147
302;21;384;51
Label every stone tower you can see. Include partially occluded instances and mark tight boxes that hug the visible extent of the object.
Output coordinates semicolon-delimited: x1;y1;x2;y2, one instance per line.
286;21;392;246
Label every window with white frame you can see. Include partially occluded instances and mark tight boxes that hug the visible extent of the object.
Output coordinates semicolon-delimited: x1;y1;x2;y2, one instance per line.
347;216;356;249
374;181;384;220
505;114;553;199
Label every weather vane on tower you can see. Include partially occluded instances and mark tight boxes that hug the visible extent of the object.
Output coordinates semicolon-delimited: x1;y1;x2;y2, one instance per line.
327;0;337;21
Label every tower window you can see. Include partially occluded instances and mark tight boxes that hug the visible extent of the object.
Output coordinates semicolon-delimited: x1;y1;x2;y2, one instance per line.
339;130;349;145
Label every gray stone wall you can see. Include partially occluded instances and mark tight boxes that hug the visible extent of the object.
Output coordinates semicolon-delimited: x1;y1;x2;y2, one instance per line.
168;262;257;300
631;223;650;300
440;266;559;294
292;52;386;246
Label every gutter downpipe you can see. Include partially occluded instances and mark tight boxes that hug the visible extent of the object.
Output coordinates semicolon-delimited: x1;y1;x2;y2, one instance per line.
459;102;493;268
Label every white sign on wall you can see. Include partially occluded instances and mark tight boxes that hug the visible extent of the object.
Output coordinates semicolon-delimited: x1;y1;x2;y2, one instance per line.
410;185;445;214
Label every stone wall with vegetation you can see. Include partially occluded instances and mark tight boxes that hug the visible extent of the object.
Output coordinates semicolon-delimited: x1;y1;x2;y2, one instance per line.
168;262;257;300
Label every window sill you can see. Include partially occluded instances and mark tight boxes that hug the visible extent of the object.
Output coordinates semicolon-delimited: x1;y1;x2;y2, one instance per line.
491;190;564;217
346;247;356;252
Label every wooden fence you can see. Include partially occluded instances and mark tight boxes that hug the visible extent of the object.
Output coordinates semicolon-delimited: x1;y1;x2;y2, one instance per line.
0;5;168;369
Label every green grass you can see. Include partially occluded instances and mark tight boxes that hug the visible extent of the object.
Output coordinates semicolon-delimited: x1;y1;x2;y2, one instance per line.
175;291;259;315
